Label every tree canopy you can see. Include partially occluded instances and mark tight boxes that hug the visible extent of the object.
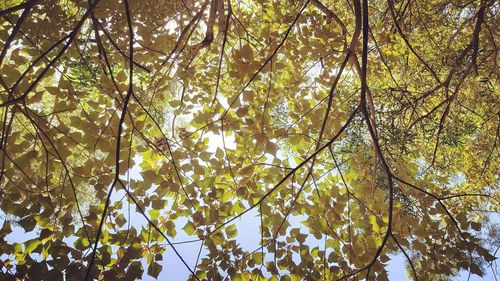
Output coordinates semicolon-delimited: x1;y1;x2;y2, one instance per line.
0;0;499;280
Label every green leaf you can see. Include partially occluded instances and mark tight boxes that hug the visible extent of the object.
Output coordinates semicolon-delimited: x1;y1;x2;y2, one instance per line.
24;239;41;254
225;224;238;239
183;221;195;236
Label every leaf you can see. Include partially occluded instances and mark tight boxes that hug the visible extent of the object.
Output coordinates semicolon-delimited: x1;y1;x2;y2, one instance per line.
13;243;23;253
24;239;41;254
265;141;278;155
147;262;162;279
470;222;481;231
127;261;144;279
18;216;36;232
2;65;21;85
40;228;53;242
239;45;253;61
183;221;196;236
115;214;126;227
252;252;263;264
470;263;483;277
225;224;238;239
477;246;496;262
116;70;127;82
0;220;11;236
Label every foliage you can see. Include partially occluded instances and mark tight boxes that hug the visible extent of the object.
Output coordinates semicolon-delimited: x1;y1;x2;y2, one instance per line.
0;0;499;280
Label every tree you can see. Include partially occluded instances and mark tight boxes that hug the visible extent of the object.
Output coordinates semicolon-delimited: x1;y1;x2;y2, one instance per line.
0;0;498;280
